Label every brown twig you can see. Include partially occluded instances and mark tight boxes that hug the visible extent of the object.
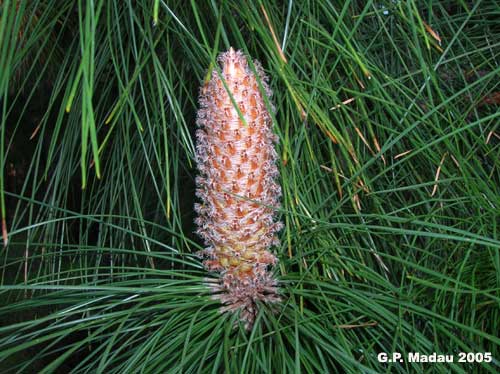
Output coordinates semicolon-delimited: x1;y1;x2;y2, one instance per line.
354;127;375;155
431;152;447;197
372;136;386;165
260;5;287;63
2;218;8;247
330;97;356;110
422;21;442;44
30;123;42;140
486;131;494;144
394;149;412;159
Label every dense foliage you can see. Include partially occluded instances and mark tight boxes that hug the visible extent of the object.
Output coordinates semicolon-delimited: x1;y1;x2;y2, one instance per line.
0;1;499;373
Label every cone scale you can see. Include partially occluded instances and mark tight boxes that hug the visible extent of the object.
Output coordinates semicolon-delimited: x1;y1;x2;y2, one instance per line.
195;48;283;328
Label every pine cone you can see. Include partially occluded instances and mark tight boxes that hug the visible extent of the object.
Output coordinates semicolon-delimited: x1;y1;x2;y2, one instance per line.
195;48;283;329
